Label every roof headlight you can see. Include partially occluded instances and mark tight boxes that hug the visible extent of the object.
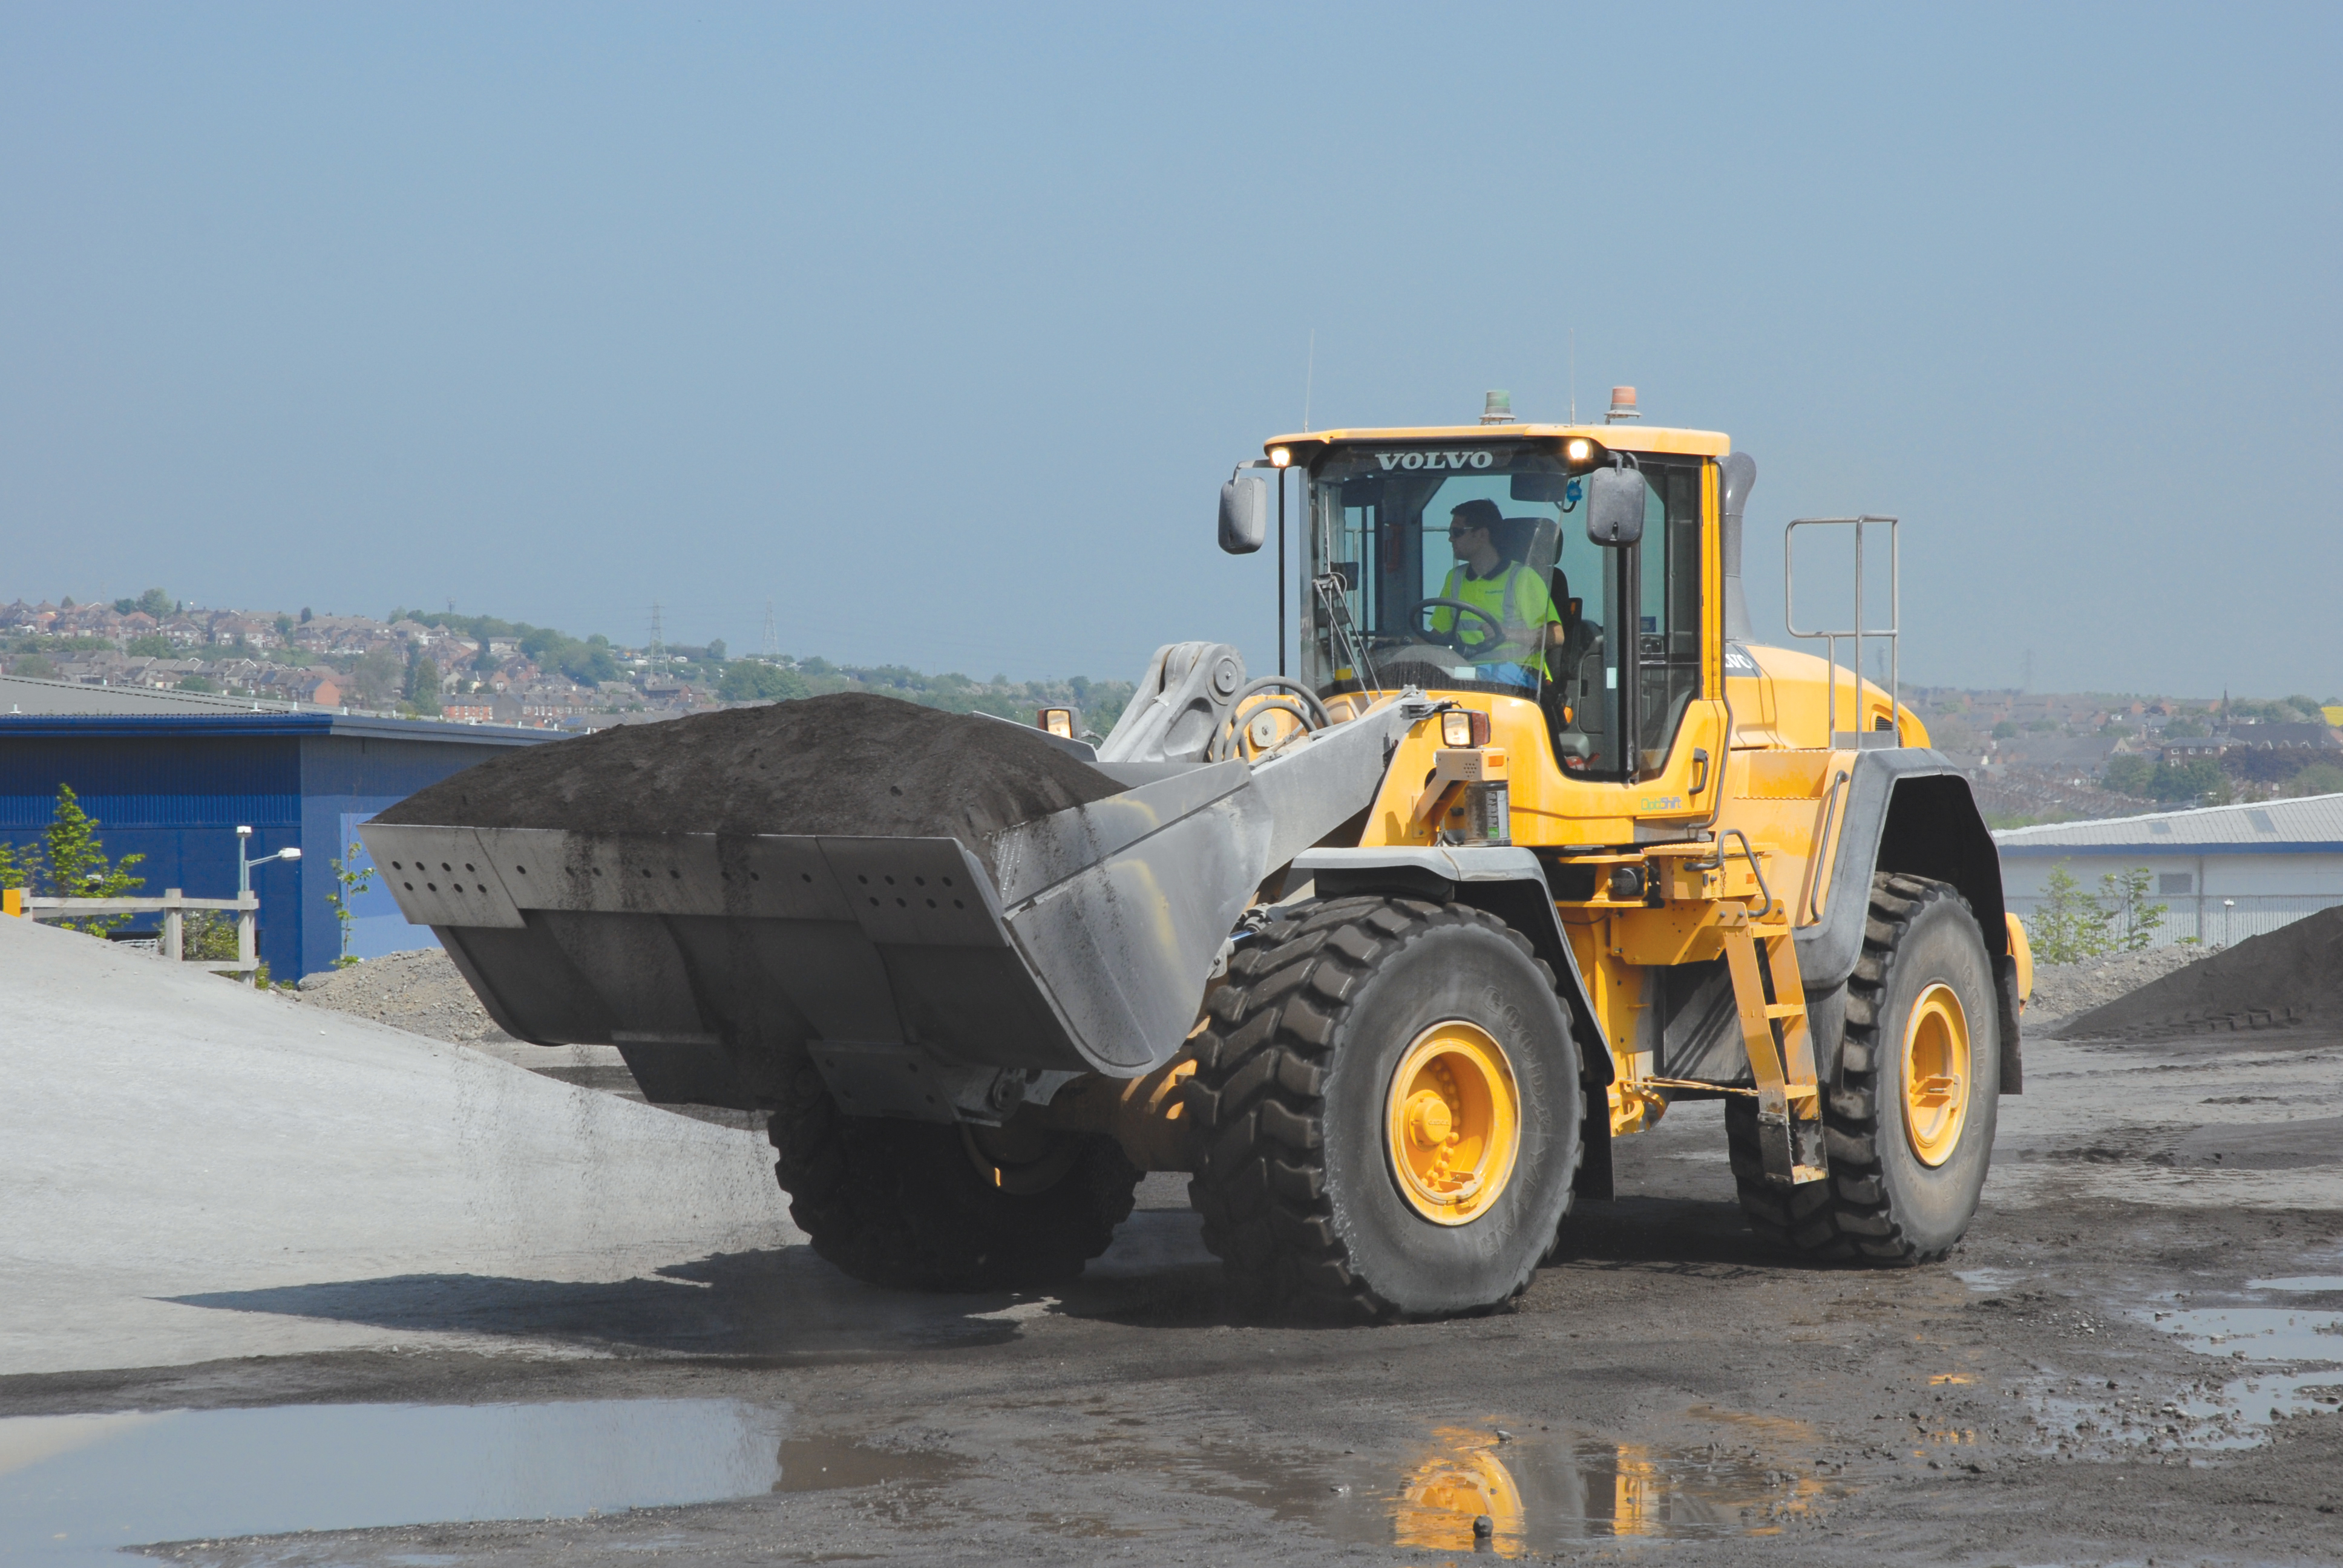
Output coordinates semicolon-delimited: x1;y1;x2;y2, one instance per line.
1270;446;1292;468
1565;438;1592;463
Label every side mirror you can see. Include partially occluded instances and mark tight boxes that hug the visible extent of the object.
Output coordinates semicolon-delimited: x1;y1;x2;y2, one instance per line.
1219;473;1268;554
1586;463;1647;547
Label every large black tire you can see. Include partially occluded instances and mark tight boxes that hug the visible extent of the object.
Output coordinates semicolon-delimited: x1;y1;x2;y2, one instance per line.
1185;896;1584;1322
765;1048;1140;1291
1728;872;2000;1263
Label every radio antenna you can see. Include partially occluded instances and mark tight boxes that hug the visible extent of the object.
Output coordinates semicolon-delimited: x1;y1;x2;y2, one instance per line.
1569;327;1578;424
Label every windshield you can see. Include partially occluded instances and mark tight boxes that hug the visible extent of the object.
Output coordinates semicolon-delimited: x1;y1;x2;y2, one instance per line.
1302;440;1708;782
1304;442;1570;700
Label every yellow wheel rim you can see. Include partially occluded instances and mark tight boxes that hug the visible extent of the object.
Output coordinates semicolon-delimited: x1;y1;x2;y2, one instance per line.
1385;1021;1521;1226
1901;982;1971;1168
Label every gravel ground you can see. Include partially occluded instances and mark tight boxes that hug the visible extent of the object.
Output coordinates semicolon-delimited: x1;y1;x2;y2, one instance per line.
293;949;514;1045
11;921;2342;1564
2027;942;2209;1032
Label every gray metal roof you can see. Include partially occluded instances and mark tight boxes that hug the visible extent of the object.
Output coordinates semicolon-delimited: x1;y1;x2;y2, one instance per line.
1994;792;2343;855
0;672;312;716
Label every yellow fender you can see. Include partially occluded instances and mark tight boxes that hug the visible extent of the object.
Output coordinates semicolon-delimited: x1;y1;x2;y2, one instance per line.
2004;912;2033;1009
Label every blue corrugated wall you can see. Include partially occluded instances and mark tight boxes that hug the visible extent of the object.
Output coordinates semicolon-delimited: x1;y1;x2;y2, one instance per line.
0;717;548;981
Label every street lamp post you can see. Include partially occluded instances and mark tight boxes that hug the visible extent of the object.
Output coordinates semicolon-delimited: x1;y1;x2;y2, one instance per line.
235;825;301;985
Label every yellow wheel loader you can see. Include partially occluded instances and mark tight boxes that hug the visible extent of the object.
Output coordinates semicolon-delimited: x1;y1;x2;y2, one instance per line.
364;398;2029;1322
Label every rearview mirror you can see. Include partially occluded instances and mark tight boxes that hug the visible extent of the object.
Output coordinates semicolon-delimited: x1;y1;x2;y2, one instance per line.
1219;474;1268;554
1509;472;1568;503
1586;464;1647;547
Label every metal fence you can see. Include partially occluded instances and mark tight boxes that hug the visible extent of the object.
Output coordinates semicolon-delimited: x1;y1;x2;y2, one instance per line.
4;886;264;976
2002;891;2343;949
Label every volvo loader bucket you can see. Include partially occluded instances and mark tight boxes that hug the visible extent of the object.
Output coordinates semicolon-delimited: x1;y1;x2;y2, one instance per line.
360;690;1411;1120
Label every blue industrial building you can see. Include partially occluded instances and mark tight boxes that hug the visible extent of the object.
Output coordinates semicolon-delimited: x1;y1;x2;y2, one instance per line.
0;713;551;980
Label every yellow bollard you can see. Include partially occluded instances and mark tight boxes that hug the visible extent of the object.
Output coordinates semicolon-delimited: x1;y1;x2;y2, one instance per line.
2;887;21;918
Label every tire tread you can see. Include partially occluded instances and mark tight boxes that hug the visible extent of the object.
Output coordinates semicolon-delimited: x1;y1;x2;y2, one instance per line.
1184;897;1583;1322
1725;872;1979;1267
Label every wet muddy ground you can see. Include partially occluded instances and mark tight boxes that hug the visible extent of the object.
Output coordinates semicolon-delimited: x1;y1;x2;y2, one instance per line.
5;1024;2339;1566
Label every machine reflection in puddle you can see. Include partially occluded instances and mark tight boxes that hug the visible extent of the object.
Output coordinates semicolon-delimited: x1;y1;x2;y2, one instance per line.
0;1399;951;1566
1372;1425;1831;1552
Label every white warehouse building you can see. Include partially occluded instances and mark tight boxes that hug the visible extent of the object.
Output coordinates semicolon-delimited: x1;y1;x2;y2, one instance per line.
1994;793;2343;948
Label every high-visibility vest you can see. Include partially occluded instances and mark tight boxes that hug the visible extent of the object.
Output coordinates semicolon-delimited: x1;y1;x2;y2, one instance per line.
1434;561;1560;671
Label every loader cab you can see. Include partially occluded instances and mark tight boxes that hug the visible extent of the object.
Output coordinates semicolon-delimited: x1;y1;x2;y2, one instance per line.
1292;431;1710;784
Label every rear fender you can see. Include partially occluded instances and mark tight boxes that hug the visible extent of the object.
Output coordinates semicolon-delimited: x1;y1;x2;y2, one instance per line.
1792;750;2020;1093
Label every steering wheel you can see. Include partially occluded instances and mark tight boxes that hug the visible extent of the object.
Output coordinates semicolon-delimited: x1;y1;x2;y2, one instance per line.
1410;598;1506;656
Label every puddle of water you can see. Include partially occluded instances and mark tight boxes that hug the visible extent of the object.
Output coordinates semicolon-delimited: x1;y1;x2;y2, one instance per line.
774;1434;956;1492
2147;1306;2343;1362
1953;1267;2026;1293
2025;1306;2343;1458
0;1399;947;1565
1358;1425;1832;1552
2249;1275;2343;1292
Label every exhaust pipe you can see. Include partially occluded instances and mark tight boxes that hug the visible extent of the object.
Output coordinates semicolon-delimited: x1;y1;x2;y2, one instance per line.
1720;451;1757;644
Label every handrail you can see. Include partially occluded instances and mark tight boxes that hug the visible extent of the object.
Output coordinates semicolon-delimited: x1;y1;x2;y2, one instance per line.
1720;829;1777;921
1785;515;1899;745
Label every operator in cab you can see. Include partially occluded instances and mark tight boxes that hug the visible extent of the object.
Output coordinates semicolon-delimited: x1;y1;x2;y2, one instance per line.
1430;498;1564;690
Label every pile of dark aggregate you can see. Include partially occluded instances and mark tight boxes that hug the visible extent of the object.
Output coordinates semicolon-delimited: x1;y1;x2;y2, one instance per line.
2057;904;2343;1040
378;693;1121;859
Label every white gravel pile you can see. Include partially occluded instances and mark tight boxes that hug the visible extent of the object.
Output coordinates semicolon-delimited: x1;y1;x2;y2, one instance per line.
295;947;511;1045
0;914;793;1376
2027;944;2209;1031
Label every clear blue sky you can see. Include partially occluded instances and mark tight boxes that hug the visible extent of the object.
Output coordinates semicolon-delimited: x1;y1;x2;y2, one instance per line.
4;3;2336;695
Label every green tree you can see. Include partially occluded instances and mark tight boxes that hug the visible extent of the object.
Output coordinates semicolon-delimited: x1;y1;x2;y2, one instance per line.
0;834;39;893
1992;720;2018;738
718;662;811;702
39;783;146;935
112;587;172;618
2097;866;2168;952
325;841;376;966
2030;861;2165;962
349;645;404;708
2290;762;2343;797
2030;863;2113;964
405;653;442;716
2103;754;2154;796
125;634;171;658
2160;757;2230;804
175;675;218;694
10;652;55;679
179;909;241;962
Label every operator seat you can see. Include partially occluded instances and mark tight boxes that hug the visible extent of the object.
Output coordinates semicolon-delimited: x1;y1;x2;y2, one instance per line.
1543;563;1604;770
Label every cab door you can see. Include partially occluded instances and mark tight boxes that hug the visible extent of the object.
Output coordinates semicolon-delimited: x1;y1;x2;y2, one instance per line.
1538;454;1727;833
